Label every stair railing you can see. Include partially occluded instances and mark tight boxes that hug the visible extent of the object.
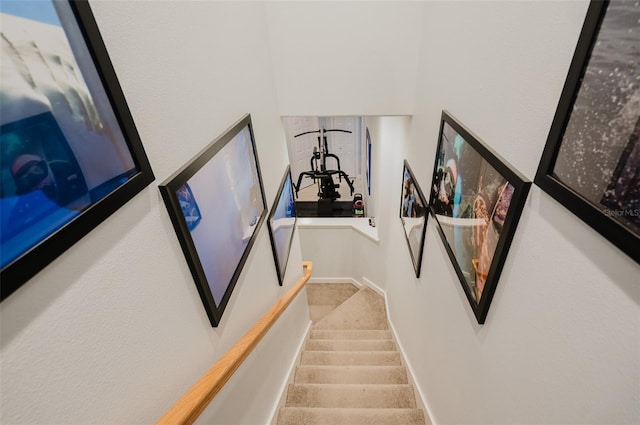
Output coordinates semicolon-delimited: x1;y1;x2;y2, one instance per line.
156;261;313;425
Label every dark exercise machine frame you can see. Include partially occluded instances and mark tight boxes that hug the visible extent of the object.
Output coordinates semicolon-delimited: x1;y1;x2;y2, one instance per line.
293;128;357;217
293;128;355;201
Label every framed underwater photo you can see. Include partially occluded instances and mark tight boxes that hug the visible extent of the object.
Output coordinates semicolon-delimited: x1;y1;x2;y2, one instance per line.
535;0;640;264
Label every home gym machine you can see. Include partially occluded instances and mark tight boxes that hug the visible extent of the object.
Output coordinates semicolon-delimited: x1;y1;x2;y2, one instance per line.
293;128;356;217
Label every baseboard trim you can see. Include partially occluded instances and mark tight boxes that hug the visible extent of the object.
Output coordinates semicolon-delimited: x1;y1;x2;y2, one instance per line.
361;276;384;296
388;315;435;425
309;277;362;288
268;319;312;425
361;276;436;425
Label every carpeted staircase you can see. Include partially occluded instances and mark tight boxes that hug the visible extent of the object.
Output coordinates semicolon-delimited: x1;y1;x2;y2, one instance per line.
275;283;429;425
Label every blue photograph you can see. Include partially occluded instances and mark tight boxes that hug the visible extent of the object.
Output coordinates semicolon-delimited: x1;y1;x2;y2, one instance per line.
268;167;297;285
0;1;154;298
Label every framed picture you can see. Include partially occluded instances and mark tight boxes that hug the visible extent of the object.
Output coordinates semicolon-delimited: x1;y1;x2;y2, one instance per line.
400;160;428;278
159;114;267;327
267;166;297;286
535;0;639;264
366;126;372;196
429;111;531;324
0;0;155;300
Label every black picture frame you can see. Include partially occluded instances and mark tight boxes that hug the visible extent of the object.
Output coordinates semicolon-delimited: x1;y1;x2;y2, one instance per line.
400;160;428;278
159;114;267;327
1;0;155;301
535;0;639;264
429;111;531;324
267;166;297;286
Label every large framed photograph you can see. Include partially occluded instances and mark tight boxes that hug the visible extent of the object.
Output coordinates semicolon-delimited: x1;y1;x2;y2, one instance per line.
159;114;267;327
267;166;297;286
400;160;428;278
430;111;531;324
0;1;155;300
535;0;639;264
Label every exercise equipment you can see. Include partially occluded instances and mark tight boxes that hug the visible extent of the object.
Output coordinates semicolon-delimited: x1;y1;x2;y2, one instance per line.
293;128;355;201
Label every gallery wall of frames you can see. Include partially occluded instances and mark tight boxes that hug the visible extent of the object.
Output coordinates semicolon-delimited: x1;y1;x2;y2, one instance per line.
2;0;636;330
398;0;638;325
0;0;299;328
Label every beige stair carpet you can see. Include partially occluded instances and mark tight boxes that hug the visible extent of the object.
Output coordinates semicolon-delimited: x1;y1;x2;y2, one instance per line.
306;282;358;323
276;284;429;425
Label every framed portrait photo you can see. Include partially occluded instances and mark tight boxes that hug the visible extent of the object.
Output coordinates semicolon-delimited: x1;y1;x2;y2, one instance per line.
1;1;155;300
535;0;639;264
429;111;531;324
159;114;267;327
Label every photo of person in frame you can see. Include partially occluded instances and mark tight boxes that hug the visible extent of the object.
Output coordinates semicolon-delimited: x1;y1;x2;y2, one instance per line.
431;122;517;303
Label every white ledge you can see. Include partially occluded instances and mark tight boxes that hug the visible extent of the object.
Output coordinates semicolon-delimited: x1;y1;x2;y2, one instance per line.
297;217;380;244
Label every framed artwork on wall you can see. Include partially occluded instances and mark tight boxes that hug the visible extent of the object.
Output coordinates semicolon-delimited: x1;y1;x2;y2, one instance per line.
429;111;531;324
366;126;372;197
267;166;297;286
535;0;639;264
400;160;428;278
159;114;267;327
0;0;155;300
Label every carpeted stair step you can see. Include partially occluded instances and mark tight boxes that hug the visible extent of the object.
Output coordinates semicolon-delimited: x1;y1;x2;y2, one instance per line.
300;350;402;366
294;365;408;385
309;329;392;340
306;283;359;306
285;383;417;408
309;305;337;323
306;283;360;323
313;287;389;330
276;407;426;425
305;339;395;351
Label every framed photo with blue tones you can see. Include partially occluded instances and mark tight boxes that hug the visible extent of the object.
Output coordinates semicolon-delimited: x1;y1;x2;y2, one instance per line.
429;111;530;324
159;114;267;327
267;166;297;286
0;0;155;300
400;160;428;278
535;0;639;264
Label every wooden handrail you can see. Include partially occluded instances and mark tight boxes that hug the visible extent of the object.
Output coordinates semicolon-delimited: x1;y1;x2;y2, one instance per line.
156;261;313;425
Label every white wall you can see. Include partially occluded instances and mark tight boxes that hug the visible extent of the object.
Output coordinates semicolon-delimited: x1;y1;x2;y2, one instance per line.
0;2;310;425
265;1;423;116
389;2;640;424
